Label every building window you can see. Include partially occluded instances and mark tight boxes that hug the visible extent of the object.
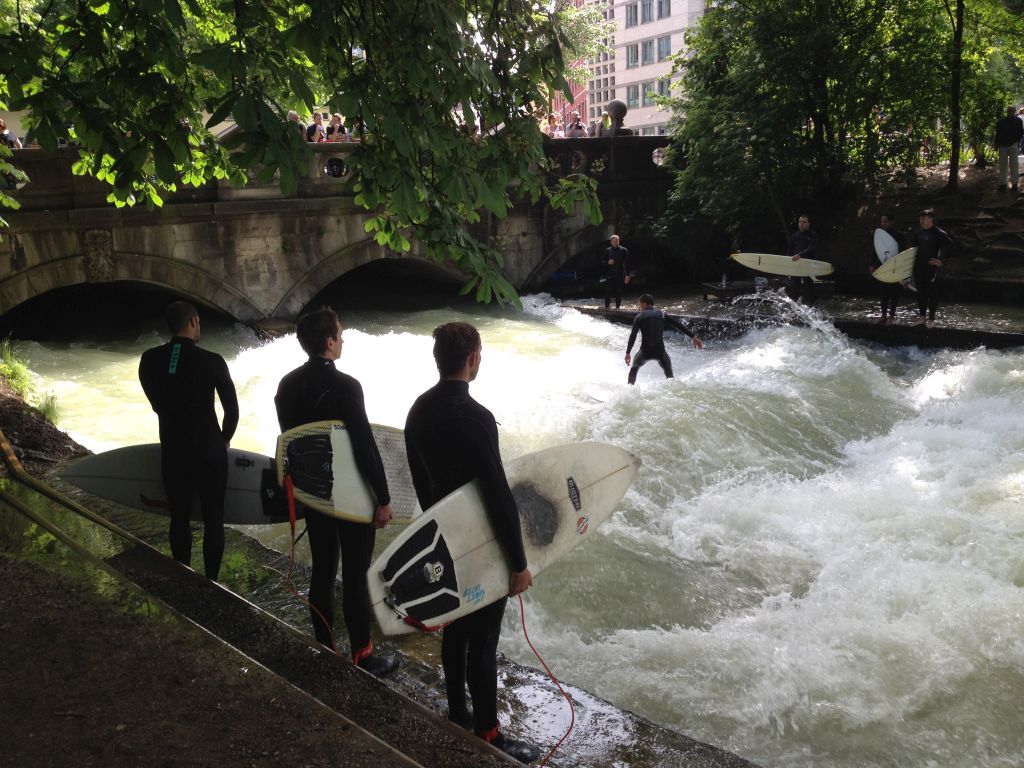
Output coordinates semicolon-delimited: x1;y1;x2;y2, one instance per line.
657;0;670;18
642;126;656;136
627;84;639;108
641;0;653;23
658;36;671;61
626;44;639;68
657;78;669;96
625;3;638;27
642;40;654;65
642;81;656;106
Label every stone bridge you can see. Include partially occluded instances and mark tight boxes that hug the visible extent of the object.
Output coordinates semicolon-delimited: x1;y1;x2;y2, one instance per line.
0;138;671;323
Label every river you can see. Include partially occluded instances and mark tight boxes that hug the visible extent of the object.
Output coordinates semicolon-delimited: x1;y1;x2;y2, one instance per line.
13;292;1024;768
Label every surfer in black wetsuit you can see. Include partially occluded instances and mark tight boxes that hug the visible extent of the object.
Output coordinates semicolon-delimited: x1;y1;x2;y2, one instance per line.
138;301;239;582
870;212;906;325
404;321;540;764
625;294;703;385
786;214;820;306
274;307;398;677
910;208;953;329
601;234;631;309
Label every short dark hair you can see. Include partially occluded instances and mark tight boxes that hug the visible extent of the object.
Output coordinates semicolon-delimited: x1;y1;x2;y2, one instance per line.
165;301;197;334
919;208;935;219
296;307;340;356
639;293;655;306
432;322;481;377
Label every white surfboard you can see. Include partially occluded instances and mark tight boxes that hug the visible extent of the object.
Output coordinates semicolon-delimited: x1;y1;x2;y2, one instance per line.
56;445;292;525
276;421;419;524
368;441;641;636
731;252;834;278
873;228;899;264
873;246;917;283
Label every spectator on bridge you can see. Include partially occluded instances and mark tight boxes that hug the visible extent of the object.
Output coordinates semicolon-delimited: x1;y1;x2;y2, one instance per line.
287;110;306;139
597;111;613;137
1;118;23;149
565;111;588;138
325;113;347;142
544;113;564;139
349;118;366;142
306;112;328;143
994;106;1023;193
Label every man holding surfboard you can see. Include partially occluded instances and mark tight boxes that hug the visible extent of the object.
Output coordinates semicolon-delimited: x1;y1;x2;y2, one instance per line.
786;214;820;306
870;213;906;324
275;307;399;677
910;209;953;328
404;322;541;764
138;301;239;582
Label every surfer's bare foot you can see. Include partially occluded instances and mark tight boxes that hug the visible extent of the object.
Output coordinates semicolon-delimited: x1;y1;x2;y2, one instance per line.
357;653;400;677
912;317;926;327
874;317;888;325
926;319;936;329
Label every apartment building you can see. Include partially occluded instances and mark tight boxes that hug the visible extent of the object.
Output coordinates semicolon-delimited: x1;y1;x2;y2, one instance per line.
584;0;708;135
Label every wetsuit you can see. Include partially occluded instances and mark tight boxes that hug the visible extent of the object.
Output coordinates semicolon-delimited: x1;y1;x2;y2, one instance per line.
871;228;906;320
139;336;238;581
404;379;528;736
275;357;391;654
602;245;630;308
786;228;820;306
911;225;953;322
626;308;697;384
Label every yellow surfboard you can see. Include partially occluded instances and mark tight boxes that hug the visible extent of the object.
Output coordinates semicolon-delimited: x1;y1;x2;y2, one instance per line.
872;247;918;284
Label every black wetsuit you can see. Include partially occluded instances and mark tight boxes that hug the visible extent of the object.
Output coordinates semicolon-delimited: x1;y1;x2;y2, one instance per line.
139;336;238;580
786;228;820;306
626;308;697;384
275;357;391;654
871;228;906;319
911;225;953;321
404;379;528;735
602;245;630;308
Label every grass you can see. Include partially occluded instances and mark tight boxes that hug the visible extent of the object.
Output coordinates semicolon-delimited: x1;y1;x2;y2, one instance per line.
0;337;61;426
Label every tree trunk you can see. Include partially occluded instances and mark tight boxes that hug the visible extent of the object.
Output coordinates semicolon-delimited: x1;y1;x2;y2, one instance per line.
944;0;964;193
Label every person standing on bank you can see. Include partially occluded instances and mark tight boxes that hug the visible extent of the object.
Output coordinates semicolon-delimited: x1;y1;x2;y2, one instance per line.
404;322;541;764
870;212;906;325
787;214;820;306
994;106;1023;193
625;294;703;385
601;234;631;309
139;301;239;582
910;209;953;329
275;307;399;677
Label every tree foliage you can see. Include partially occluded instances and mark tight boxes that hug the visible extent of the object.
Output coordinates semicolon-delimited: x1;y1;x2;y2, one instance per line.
664;0;1024;248
0;0;605;306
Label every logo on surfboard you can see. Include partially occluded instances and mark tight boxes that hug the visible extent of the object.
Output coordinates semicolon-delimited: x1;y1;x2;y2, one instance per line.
576;516;589;535
463;584;485;604
423;561;445;584
567;477;581;511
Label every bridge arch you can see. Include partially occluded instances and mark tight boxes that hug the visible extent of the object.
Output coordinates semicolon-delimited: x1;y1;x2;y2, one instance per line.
0;248;264;322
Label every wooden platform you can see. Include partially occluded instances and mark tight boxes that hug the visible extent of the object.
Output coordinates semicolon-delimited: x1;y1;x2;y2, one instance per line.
566;305;1024;351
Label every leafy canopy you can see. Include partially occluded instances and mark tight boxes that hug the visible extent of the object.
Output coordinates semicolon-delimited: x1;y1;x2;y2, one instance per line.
0;0;604;306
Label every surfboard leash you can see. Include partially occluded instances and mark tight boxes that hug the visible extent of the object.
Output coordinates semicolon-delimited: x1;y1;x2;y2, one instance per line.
517;593;575;767
273;473;343;658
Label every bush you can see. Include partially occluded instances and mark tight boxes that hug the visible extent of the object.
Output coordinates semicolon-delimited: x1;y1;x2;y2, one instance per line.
35;392;61;426
0;337;31;398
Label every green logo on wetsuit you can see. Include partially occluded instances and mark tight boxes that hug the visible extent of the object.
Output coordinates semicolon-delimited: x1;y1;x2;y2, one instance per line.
168;343;181;374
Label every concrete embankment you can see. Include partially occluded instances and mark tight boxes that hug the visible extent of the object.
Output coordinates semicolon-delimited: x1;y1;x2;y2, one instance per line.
0;423;759;768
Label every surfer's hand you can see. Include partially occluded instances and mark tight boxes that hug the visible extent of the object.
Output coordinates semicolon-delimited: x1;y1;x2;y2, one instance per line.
929;258;942;267
692;336;703;350
509;569;533;596
373;504;394;529
624;353;631;365
607;258;615;266
791;254;801;261
624;275;631;284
